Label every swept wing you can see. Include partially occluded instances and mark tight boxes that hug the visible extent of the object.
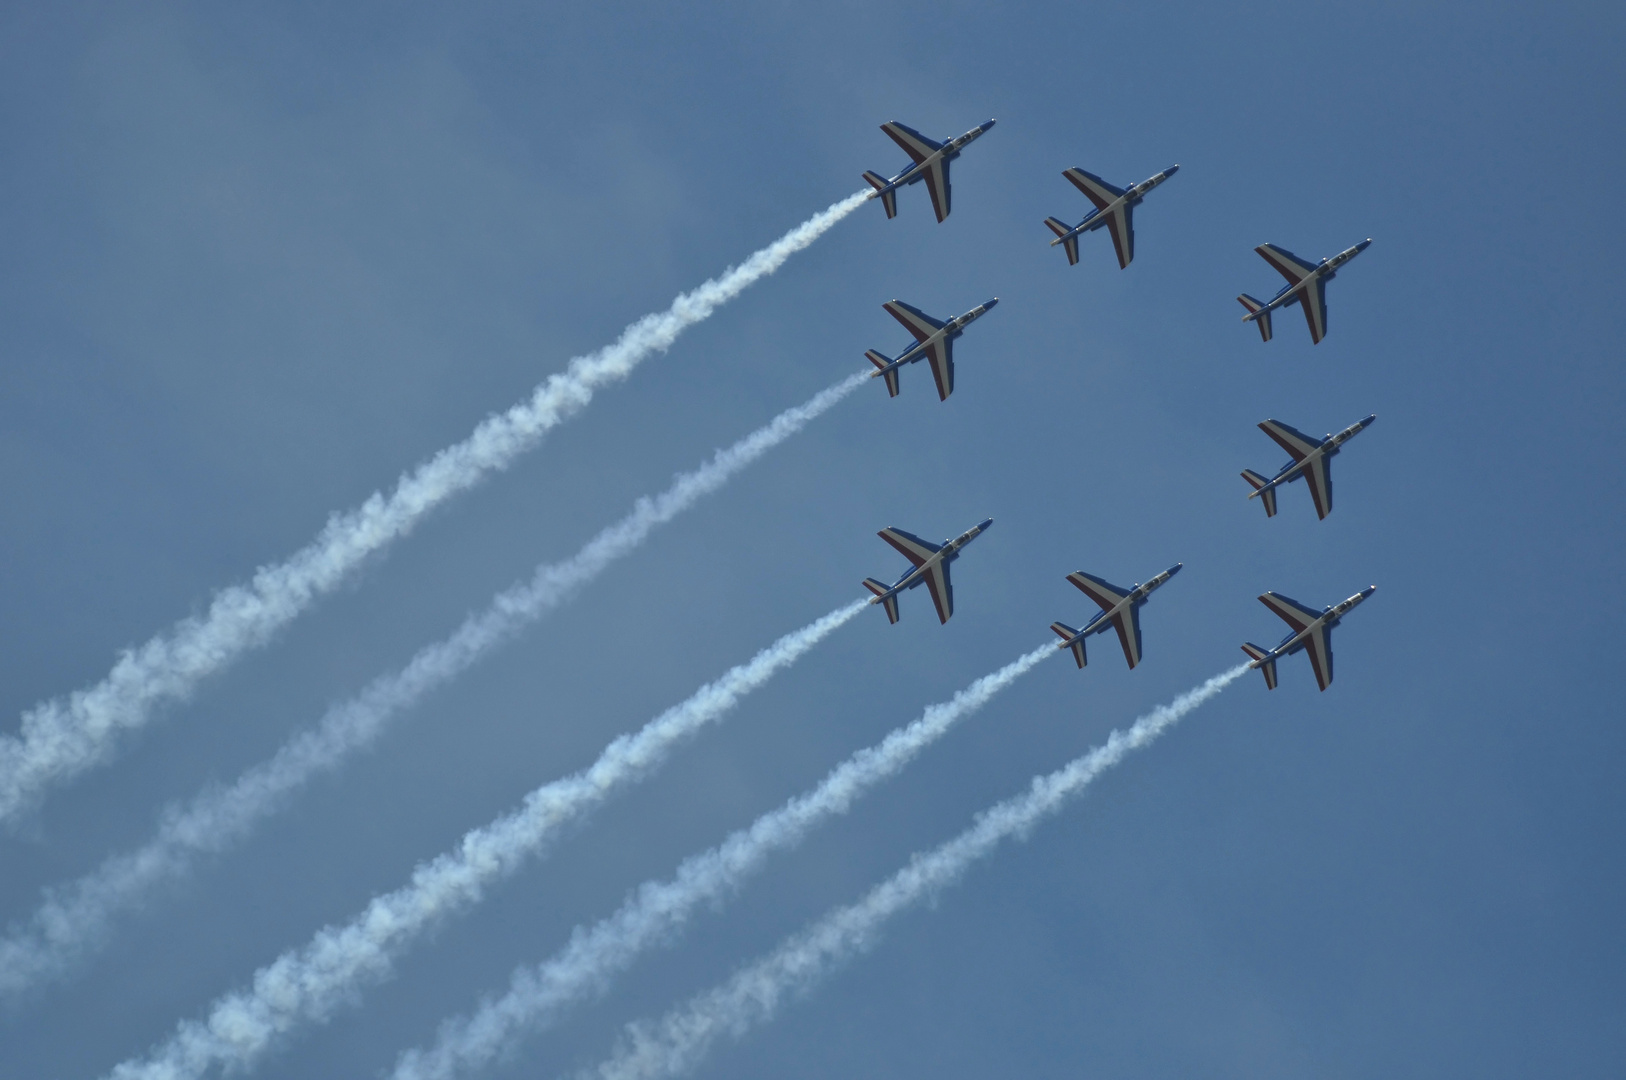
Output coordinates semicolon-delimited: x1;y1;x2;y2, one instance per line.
878;526;941;567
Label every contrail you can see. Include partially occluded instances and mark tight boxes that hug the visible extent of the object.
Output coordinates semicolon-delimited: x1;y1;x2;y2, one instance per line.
577;665;1251;1080
0;372;869;1002
390;644;1055;1080
0;191;869;827
101;601;866;1080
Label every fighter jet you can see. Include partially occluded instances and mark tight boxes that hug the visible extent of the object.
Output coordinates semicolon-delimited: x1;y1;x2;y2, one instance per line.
862;518;994;625
1241;586;1376;691
1237;238;1371;344
862;119;997;223
1043;164;1180;269
1049;564;1181;669
1241;414;1376;520
866;297;999;401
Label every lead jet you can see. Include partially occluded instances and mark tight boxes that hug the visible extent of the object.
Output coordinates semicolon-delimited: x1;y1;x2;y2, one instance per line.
1049;563;1181;669
1043;164;1180;269
1241;414;1376;520
1241;586;1375;691
862;119;997;223
1237;238;1371;344
866;297;999;401
862;518;994;625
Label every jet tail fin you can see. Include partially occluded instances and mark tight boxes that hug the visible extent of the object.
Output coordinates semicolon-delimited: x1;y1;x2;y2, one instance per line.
1240;469;1278;517
865;350;900;397
1043;218;1080;265
1241;643;1278;689
863;172;898;219
863;578;900;624
1237;294;1273;342
1050;622;1086;668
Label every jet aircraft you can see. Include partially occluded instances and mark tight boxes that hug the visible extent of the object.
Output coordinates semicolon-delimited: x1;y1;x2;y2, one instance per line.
866;297;999;401
1049;563;1181;669
1043;164;1180;269
1241;586;1375;691
862;518;994;625
1237;238;1371;344
862;119;997;223
1241;414;1376;520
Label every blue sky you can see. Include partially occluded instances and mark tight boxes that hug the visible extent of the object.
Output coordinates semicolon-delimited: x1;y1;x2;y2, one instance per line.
2;2;1623;1078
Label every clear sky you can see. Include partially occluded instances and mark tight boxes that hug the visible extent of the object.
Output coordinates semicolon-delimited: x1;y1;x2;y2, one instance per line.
2;2;1623;1078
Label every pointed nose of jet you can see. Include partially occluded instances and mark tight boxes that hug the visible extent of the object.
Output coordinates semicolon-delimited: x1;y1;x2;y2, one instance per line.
982;298;999;312
1362;584;1377;597
1167;562;1184;577
1356;238;1372;252
977;517;994;532
981;119;998;132
1165;164;1181;176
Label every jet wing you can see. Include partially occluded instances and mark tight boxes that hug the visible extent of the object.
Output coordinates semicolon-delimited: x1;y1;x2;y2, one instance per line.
924;337;955;401
1062;168;1126;212
921;559;954;624
1258;419;1324;463
884;300;946;344
881;122;943;165
1302;454;1333;519
922;158;951;222
1303;624;1334;690
1296;279;1328;344
1259;591;1322;634
1103;205;1135;269
1066;571;1133;612
1256;243;1318;285
1109;606;1145;669
879;527;942;567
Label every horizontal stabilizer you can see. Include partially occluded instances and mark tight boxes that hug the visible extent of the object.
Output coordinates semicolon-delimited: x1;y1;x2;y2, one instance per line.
863;172;897;219
865;350;900;397
1237;294;1273;342
1241;469;1278;517
1050;621;1086;668
863;577;900;624
1241;642;1278;690
1044;217;1080;265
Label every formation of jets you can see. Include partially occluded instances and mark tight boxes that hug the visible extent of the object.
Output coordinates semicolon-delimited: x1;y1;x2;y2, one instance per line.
853;119;1376;691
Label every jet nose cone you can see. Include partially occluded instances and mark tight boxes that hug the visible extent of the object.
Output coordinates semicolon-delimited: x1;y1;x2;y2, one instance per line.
978;517;994;531
982;119;998;130
1166;164;1181;175
983;297;999;310
1357;238;1372;250
1169;562;1184;575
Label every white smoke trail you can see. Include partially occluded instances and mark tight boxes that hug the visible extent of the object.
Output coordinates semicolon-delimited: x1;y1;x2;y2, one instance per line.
102;601;866;1080
390;643;1055;1080
0;372;869;1003
0;191;869;827
579;665;1251;1080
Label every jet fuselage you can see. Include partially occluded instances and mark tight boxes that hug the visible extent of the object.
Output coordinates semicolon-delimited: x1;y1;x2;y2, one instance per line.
1252;414;1376;498
876;299;1000;376
880;517;994;597
1068;563;1181;641
875;120;997;193
1252;586;1375;665
1255;239;1371;315
1052;165;1179;246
